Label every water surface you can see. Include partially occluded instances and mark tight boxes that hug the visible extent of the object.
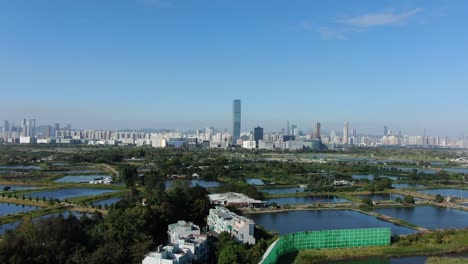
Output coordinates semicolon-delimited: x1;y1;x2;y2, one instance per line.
261;187;305;195
391;183;425;189
417;189;468;198
246;178;265;185
0;165;41;170
245;210;415;235
354;194;405;201
266;195;349;205
352;175;398;181
54;175;111;183
92;197;121;206
0;203;41;216
374;206;468;230
164;179;221;189
0;184;40;191
28;188;118;200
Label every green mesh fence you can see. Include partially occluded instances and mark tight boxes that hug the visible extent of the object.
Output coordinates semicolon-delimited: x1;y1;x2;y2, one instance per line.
259;228;391;264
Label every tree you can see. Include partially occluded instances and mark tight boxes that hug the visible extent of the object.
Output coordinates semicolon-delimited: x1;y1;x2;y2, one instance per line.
362;198;373;206
435;194;444;203
119;165;139;188
403;195;415;204
394;197;403;204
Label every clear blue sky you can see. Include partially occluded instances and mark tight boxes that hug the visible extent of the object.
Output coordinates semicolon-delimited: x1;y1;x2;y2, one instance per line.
1;0;467;136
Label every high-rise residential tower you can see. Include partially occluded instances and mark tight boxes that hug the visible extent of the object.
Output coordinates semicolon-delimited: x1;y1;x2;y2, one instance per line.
3;120;9;133
291;124;298;136
314;122;321;140
232;99;241;145
384;126;388;136
343;121;349;144
254;126;264;148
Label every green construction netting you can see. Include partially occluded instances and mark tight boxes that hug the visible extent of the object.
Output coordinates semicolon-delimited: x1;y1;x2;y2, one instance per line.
259;228;391;264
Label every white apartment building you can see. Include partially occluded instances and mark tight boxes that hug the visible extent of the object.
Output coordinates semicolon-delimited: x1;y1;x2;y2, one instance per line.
143;221;208;264
207;206;256;244
167;221;201;244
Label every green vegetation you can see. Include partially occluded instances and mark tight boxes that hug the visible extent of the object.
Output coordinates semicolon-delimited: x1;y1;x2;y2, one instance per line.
403;195;416;204
292;229;468;264
0;183;211;264
1;145;468;263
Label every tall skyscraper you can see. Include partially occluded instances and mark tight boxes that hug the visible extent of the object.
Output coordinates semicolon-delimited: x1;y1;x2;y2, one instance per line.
66;123;72;131
54;123;60;137
291;124;298;136
232;99;241;145
343;121;349;144
314;122;321;140
3;120;9;133
253;126;264;148
384;126;388;136
43;125;51;138
286;120;290;135
352;128;357;138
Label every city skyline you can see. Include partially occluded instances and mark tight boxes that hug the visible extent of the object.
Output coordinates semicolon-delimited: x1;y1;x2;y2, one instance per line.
1;1;468;136
0;114;463;139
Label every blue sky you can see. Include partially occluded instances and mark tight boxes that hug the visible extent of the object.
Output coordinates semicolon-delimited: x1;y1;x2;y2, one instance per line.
1;0;467;136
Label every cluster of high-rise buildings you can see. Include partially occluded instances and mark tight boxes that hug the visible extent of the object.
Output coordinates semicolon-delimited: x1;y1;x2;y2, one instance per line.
1;100;467;148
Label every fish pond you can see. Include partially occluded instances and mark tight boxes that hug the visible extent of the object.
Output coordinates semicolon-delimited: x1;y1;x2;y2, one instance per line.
0;203;42;216
246;178;265;185
54;175;111;183
27;188;118;200
0;184;40;191
92;197;121;207
260;187;305;195
163;179;222;189
374;206;468;230
417;188;468;198
245;210;416;235
351;175;398;181
266;195;349;205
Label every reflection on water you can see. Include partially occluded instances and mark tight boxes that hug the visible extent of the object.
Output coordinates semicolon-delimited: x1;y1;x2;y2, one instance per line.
267;195;349;205
245;210;416;235
374;206;468;230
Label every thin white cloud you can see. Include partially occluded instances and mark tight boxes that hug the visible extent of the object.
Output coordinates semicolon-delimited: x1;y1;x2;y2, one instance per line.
338;8;423;28
300;20;313;31
318;27;346;40
142;0;174;8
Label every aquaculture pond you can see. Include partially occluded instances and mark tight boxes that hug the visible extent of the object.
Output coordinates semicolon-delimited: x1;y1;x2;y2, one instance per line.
396;167;437;174
260;187;305;195
442;167;468;174
245;210;416;236
246;178;265;185
92;197;121;207
0;184;40;191
353;193;407;201
351;174;398;181
0;203;41;216
0;165;41;170
391;183;425;189
50;170;104;174
266;195;349;205
54;175;111;183
163;179;222;189
417;188;468;198
374;206;468;230
27;188;118;200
